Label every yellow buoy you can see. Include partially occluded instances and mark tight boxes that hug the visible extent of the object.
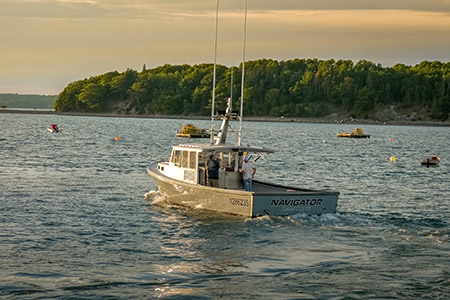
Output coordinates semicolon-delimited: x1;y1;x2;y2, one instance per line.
390;156;396;162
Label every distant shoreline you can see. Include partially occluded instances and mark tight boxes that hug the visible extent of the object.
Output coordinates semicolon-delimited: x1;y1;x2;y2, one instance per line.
1;108;449;127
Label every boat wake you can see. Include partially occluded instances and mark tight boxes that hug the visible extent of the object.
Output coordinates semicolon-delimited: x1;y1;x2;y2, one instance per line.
144;190;165;204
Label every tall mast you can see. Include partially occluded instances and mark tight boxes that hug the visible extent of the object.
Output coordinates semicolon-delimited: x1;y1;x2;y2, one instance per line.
238;0;247;146
230;66;233;103
210;0;220;145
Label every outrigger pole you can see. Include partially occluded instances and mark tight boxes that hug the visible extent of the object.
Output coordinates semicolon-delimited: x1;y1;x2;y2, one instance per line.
210;0;220;145
238;0;247;146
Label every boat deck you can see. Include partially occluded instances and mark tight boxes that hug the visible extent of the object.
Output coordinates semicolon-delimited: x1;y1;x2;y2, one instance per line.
252;180;335;195
149;162;335;196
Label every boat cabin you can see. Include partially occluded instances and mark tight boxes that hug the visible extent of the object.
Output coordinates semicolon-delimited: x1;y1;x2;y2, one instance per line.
156;143;273;189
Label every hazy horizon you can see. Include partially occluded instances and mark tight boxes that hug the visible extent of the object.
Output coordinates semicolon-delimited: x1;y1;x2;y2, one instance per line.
2;0;450;95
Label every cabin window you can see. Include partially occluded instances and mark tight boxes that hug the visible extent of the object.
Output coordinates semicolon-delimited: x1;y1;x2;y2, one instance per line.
171;150;181;166
198;153;205;167
221;153;231;168
189;151;196;169
181;151;189;168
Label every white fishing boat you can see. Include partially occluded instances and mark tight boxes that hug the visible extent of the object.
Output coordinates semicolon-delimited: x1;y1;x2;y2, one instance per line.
147;0;339;217
421;156;440;166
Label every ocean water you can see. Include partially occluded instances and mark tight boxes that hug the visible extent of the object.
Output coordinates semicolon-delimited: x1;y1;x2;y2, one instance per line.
1;113;449;299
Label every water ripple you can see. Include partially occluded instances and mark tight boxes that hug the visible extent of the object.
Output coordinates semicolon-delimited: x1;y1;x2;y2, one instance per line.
0;114;449;299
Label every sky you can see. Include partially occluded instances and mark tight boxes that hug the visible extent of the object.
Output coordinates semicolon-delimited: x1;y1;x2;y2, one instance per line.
1;0;450;95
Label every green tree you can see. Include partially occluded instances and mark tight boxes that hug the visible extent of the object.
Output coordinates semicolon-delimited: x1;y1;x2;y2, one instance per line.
77;82;106;111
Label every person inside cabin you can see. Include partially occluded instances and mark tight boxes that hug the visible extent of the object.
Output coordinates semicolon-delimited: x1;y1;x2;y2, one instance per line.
207;154;220;187
240;155;256;191
231;154;243;171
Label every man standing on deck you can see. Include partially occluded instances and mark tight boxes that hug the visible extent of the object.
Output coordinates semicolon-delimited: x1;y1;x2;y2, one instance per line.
207;154;220;187
241;155;256;191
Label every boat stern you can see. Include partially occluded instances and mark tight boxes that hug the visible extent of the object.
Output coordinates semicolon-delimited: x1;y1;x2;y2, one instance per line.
251;192;339;217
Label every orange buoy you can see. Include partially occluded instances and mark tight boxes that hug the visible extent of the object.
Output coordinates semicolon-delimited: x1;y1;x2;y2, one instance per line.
116;137;120;141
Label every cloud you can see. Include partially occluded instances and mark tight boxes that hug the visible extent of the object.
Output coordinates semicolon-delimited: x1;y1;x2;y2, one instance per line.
100;0;450;13
0;0;105;19
2;0;450;94
108;0;450;13
247;0;450;12
3;0;450;21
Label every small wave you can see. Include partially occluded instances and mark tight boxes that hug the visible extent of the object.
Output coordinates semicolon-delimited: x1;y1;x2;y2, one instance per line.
62;280;128;291
245;212;404;234
415;228;449;244
144;190;165;203
287;212;376;227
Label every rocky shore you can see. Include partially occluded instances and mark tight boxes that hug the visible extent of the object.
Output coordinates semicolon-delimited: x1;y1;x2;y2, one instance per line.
1;108;449;127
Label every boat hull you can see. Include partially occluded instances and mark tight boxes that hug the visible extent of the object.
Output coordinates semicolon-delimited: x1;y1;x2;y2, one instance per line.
337;133;370;138
251;185;338;217
421;161;439;166
421;157;440;166
176;133;210;138
148;163;339;217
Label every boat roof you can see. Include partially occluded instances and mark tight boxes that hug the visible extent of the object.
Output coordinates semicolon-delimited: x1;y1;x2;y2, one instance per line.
173;143;274;154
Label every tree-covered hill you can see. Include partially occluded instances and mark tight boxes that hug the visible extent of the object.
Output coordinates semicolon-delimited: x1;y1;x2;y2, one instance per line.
54;59;450;121
0;94;56;109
